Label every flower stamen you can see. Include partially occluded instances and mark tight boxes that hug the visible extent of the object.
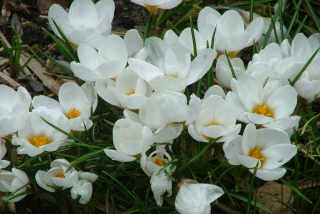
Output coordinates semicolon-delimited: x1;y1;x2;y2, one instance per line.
155;157;166;167
250;148;264;161
68;108;81;119
253;103;274;118
125;89;135;96
30;136;50;147
56;172;65;178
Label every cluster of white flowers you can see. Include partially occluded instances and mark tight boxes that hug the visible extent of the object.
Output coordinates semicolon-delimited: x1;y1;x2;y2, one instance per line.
35;159;98;204
0;0;318;212
0;82;97;203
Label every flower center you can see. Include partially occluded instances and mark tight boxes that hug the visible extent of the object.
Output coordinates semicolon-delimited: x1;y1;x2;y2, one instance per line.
68;108;81;119
125;89;135;96
205;121;219;126
56;172;65;178
252;103;274;118
30;136;52;147
250;148;264;161
155;157;166;167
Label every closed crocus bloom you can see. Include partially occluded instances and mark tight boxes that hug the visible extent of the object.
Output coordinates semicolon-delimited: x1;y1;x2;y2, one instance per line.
226;74;298;131
223;123;297;181
187;90;241;143
35;159;79;192
0;85;31;138
71;172;98;204
33;82;97;131
246;42;298;81
104;113;154;162
216;55;245;89
139;91;188;130
131;0;182;14
95;68;152;110
174;178;224;214
140;146;174;206
70;35;128;81
291;34;320;103
48;0;115;47
0;140;10;169
0;168;29;202
128;37;215;92
198;7;264;57
12;107;70;157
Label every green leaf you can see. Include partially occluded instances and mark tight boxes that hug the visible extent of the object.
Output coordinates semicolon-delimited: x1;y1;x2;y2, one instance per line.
230;192;274;214
281;179;312;203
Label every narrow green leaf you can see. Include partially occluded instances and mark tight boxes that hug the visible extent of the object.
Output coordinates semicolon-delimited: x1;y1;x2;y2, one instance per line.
304;0;320;32
281;179;312;203
66;149;104;173
229;192;274;214
224;50;236;79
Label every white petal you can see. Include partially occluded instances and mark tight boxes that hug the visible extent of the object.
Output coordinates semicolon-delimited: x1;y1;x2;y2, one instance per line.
267;85;297;120
104;149;136;162
261;144;297;169
250;168;286;181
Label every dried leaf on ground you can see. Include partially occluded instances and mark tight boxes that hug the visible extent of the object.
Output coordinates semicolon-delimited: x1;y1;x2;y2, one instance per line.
254;181;294;214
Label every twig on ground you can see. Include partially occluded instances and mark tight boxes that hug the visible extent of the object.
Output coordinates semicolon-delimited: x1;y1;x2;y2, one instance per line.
0;58;9;66
0;72;21;87
20;54;61;95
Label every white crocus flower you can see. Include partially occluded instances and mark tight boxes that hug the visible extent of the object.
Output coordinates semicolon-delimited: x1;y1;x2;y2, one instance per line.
131;0;182;14
104;112;154;162
70;35;128;81
187;89;241;143
0;139;10;169
175;178;224;214
139;91;188;131
0;168;29;202
95;68;152;110
0;85;31;138
226;74;298;131
48;0;115;48
140;145;174;206
12;107;70;157
33;82;97;132
246;42;298;81
71;172;98;204
35;159;79;192
216;55;245;89
198;7;264;57
290;33;320;103
128;37;215;92
223;123;297;181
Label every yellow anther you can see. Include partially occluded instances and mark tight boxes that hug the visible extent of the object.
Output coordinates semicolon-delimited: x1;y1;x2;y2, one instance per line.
155;157;166;167
68;108;81;119
253;103;274;118
125;89;135;96
56;173;65;178
205;121;219;127
32;136;47;147
250;148;264;161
